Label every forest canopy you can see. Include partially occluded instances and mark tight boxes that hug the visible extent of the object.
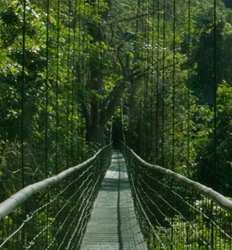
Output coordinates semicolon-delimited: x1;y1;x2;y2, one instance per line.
0;0;232;198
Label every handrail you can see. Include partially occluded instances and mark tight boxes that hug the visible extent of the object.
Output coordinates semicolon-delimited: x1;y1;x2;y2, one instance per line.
125;146;232;212
0;145;111;220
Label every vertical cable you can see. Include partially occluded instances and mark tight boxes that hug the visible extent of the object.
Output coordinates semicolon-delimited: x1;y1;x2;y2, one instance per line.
80;0;85;160
213;0;217;182
55;0;60;173
155;0;160;162
150;0;155;162
45;0;50;247
53;4;61;246
77;0;82;160
143;0;149;159
136;0;143;155
53;4;61;244
97;0;101;144
66;0;72;168
71;0;78;164
83;0;87;157
136;0;140;154
21;0;26;188
186;0;192;246
187;0;191;176
45;0;50;177
172;0;176;171
171;0;176;249
211;0;217;248
161;0;166;168
20;1;26;248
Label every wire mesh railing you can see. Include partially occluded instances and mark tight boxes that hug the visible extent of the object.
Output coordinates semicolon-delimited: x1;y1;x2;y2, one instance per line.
123;145;232;250
0;145;111;250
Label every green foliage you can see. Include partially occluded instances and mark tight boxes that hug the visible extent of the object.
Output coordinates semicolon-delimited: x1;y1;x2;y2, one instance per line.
0;0;108;195
197;82;232;195
0;0;232;248
149;197;232;250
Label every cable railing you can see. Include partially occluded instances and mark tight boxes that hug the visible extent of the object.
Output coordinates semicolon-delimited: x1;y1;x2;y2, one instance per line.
0;145;112;250
123;145;232;250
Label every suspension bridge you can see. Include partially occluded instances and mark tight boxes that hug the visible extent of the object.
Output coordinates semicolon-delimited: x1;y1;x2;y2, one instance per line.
1;0;232;249
0;145;232;249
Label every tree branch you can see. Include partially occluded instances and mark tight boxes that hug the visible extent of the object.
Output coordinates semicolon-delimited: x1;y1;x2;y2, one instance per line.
99;67;150;126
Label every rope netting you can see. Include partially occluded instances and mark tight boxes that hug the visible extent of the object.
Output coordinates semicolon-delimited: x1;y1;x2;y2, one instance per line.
123;145;232;250
119;0;232;248
1;0;112;248
1;0;231;249
0;146;111;249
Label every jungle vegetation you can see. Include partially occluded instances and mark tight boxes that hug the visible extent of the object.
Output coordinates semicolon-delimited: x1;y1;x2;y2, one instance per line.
0;0;232;247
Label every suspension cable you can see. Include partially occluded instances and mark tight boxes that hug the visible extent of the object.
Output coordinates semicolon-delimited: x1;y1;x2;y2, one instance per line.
129;165;175;248
45;176;93;249
71;0;78;164
21;0;26;188
25;176;94;250
0;146;110;219
137;177;212;248
143;0;149;159
125;145;232;210
45;1;50;246
0;145;111;248
65;0;72;168
155;0;160;162
141;171;232;240
187;0;191;176
124;144;232;249
45;0;50;178
0;162;94;247
20;4;27;246
55;0;60;173
213;0;217;185
129;166;168;249
172;0;176;171
161;0;166;168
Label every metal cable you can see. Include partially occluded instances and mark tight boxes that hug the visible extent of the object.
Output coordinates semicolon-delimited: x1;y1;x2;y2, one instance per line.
55;179;95;250
161;0;166;168
21;0;26;188
187;0;191;176
0;168;91;248
65;175;102;249
24;177;94;249
127;162;168;249
155;0;160;162
132;174;175;248
140;166;232;241
45;1;50;246
45;0;50;178
123;144;232;250
172;0;176;172
125;146;232;210
0;146;111;249
55;0;60;174
137;176;211;248
45;176;94;249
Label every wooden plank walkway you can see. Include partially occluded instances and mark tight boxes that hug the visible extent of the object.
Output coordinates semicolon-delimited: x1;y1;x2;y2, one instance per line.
81;151;147;250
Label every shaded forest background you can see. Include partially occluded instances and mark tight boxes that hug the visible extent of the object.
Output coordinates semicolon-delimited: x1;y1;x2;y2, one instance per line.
0;0;232;201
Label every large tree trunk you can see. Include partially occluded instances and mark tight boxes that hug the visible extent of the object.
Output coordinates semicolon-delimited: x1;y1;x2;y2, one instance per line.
83;0;107;144
81;0;146;144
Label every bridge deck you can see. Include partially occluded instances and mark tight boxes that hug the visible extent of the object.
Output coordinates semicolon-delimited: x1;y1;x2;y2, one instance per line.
81;151;147;250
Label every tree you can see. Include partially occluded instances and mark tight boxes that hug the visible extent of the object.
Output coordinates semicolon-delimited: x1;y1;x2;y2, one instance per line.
197;82;232;195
